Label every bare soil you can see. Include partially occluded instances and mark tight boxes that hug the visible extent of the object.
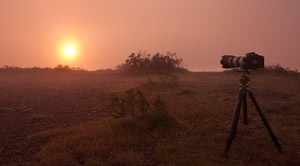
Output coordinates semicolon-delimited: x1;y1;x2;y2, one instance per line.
0;71;138;165
0;71;299;165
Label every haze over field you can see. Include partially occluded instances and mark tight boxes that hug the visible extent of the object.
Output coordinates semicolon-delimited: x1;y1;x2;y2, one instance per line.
1;0;300;71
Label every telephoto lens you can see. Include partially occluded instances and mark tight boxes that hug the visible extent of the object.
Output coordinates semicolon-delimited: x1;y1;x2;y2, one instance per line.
220;55;244;68
220;52;264;70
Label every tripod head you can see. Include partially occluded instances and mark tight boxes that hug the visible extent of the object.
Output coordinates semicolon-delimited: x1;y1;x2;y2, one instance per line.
238;69;250;92
238;68;250;74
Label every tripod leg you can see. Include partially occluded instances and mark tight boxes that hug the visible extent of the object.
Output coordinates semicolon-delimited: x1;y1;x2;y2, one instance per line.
223;92;243;157
248;91;283;153
243;93;248;125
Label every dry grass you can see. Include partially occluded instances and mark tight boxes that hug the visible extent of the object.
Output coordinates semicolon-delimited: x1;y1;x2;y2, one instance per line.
25;71;300;165
33;116;174;165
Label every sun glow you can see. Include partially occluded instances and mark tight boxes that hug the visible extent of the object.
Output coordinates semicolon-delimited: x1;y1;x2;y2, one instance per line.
64;45;76;57
57;38;82;65
63;44;77;58
58;40;81;63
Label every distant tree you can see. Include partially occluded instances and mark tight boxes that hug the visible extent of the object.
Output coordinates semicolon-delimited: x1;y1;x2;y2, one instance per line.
118;51;186;72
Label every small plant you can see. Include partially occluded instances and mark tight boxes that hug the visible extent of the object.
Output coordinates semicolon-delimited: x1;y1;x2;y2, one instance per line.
146;95;175;130
111;88;176;130
111;88;149;120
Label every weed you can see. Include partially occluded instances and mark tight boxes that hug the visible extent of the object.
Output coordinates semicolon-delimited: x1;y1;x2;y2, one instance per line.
111;88;176;131
146;95;176;130
111;88;149;120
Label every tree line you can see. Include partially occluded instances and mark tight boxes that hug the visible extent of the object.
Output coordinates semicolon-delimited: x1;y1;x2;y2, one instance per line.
0;65;86;72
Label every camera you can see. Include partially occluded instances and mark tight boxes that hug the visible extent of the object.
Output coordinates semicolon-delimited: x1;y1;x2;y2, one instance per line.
220;52;264;70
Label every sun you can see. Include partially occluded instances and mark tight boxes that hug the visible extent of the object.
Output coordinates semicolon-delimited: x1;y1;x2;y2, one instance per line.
63;44;77;58
57;39;81;64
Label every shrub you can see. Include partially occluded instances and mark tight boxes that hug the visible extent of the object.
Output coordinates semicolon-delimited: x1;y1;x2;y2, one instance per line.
117;51;187;73
146;96;175;130
111;88;176;130
265;63;299;75
111;88;149;120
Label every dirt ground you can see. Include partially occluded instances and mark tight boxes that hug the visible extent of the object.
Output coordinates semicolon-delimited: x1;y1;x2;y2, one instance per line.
1;71;299;165
0;71;139;165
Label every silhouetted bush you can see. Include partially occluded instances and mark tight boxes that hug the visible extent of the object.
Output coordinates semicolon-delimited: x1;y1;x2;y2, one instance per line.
260;63;299;76
267;63;298;73
117;52;187;73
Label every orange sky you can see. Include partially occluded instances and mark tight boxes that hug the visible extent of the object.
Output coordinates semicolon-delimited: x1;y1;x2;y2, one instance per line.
1;0;300;71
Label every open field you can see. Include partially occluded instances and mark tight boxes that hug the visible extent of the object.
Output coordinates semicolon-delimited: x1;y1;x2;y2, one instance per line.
0;70;299;165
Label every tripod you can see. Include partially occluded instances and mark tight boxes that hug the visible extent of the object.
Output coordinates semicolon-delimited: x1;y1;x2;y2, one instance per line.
223;70;283;157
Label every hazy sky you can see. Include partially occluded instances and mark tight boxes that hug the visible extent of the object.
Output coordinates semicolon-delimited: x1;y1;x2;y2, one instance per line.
1;0;300;71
